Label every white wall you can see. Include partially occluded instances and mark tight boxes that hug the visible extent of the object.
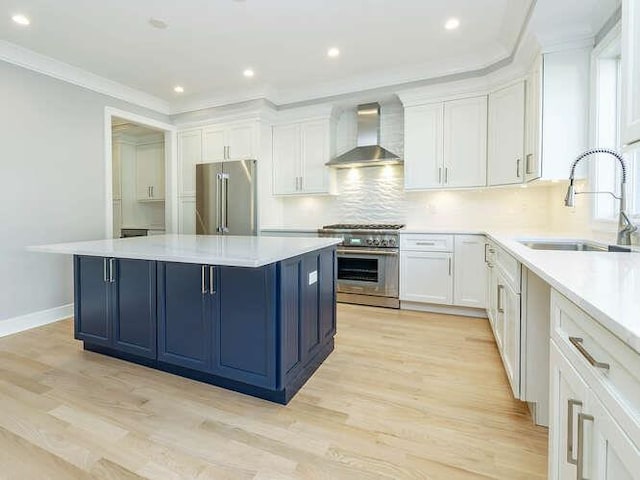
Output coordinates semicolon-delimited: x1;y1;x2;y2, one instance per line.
0;60;169;324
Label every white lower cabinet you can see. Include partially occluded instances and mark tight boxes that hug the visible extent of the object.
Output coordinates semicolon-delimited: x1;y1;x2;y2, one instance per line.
453;235;487;308
549;290;640;480
400;250;453;304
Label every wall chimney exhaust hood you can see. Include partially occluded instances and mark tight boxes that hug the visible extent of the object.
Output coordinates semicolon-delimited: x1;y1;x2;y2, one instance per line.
326;103;402;168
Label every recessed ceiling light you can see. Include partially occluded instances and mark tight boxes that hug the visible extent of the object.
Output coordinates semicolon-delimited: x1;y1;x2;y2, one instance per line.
243;69;255;78
327;47;340;58
149;18;168;29
12;14;30;26
173;85;184;93
444;18;460;30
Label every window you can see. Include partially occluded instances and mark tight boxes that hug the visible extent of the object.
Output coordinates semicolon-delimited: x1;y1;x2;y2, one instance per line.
592;32;640;221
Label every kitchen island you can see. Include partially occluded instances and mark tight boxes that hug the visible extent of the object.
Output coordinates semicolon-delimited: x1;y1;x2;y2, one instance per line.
31;234;341;404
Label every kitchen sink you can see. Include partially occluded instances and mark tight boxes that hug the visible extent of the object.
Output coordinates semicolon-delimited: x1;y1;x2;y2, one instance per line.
518;240;632;252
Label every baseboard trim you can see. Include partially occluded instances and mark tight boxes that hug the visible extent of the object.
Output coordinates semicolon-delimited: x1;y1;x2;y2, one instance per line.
0;303;73;338
400;301;488;319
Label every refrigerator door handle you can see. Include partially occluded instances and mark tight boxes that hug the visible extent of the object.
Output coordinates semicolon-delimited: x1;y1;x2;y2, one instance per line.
216;172;223;233
221;173;230;233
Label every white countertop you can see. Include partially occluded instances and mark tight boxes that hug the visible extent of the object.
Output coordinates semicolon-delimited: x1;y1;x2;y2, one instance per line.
484;233;640;355
30;234;341;268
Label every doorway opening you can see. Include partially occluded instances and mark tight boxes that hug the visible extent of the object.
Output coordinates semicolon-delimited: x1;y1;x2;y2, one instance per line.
104;108;176;238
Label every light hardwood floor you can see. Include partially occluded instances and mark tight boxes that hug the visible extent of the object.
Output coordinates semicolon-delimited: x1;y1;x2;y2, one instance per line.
0;304;547;479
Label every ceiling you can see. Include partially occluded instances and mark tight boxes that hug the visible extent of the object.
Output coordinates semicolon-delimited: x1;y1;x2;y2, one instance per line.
0;0;620;112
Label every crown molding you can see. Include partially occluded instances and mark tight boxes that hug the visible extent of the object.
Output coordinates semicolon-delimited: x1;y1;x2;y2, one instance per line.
0;40;170;115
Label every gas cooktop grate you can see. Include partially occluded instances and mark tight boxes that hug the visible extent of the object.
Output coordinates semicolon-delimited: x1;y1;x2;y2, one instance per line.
322;224;405;230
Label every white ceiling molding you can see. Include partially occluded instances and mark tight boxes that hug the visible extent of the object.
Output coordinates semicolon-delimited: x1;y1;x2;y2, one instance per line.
0;40;170;114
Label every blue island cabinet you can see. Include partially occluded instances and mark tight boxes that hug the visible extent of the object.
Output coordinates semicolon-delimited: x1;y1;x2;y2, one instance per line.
74;256;156;359
74;246;336;404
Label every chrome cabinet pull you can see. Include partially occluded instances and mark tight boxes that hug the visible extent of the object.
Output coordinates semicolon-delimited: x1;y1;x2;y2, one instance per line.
577;413;594;480
567;399;582;465
104;258;108;283
448;257;452;276
497;284;505;313
415;241;436;246
516;159;522;178
299;176;303;190
438;167;443;184
151;186;154;198
209;266;216;295
526;153;533;174
109;258;115;283
569;337;610;370
484;243;489;263
444;167;449;184
201;265;207;294
227;146;231;159
295;177;299;191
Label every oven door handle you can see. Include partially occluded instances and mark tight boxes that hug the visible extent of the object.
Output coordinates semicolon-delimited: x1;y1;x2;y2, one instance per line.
337;248;399;256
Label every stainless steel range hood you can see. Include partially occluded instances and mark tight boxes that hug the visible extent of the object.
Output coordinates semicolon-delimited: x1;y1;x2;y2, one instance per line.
326;103;402;168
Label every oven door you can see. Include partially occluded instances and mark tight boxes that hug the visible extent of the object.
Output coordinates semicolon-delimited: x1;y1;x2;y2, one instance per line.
336;248;399;298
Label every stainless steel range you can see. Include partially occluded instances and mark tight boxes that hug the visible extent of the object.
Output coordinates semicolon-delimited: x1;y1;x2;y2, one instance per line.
319;224;404;309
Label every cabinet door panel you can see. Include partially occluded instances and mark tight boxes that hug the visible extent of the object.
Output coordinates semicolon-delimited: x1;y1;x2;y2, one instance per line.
302;253;321;362
272;124;301;195
203;127;227;163
112;259;156;359
227;124;255;160
75;256;110;346
622;0;640;145
404;103;444;190
301;120;329;193
178;130;202;197
453;235;487;308
216;265;277;388
549;342;589;480
588;392;640;480
444;96;487;188
319;249;336;340
157;262;211;372
280;258;302;377
488;82;525;186
502;279;521;398
135;142;165;201
400;251;452;304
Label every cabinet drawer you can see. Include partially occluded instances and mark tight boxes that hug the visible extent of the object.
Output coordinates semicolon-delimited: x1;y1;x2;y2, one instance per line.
400;234;453;252
551;290;640;447
495;245;521;293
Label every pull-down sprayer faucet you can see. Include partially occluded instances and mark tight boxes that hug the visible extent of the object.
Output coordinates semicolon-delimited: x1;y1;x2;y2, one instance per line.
564;148;637;245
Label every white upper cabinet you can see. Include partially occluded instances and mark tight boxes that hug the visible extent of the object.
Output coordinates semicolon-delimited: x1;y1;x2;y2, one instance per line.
622;0;640;146
272;118;335;196
444;96;488;188
404;96;487;190
488;81;526;186
539;48;590;180
203;121;256;162
272;124;301;195
177;130;202;197
525;56;542;181
135;142;165;201
404;103;444;190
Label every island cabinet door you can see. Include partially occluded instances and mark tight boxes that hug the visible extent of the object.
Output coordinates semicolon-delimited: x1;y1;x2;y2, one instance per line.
75;256;111;347
157;262;213;373
280;257;303;382
213;265;277;389
318;248;336;341
111;259;156;359
301;253;322;362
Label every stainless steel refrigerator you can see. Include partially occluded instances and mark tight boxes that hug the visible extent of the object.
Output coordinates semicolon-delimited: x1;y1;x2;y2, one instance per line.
195;160;257;235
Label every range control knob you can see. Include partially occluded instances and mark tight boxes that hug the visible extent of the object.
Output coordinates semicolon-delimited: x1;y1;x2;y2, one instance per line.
388;238;397;246
381;239;388;247
373;238;381;246
366;238;374;246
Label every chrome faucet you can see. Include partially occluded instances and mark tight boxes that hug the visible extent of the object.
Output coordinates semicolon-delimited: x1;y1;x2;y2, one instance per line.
564;148;637;246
